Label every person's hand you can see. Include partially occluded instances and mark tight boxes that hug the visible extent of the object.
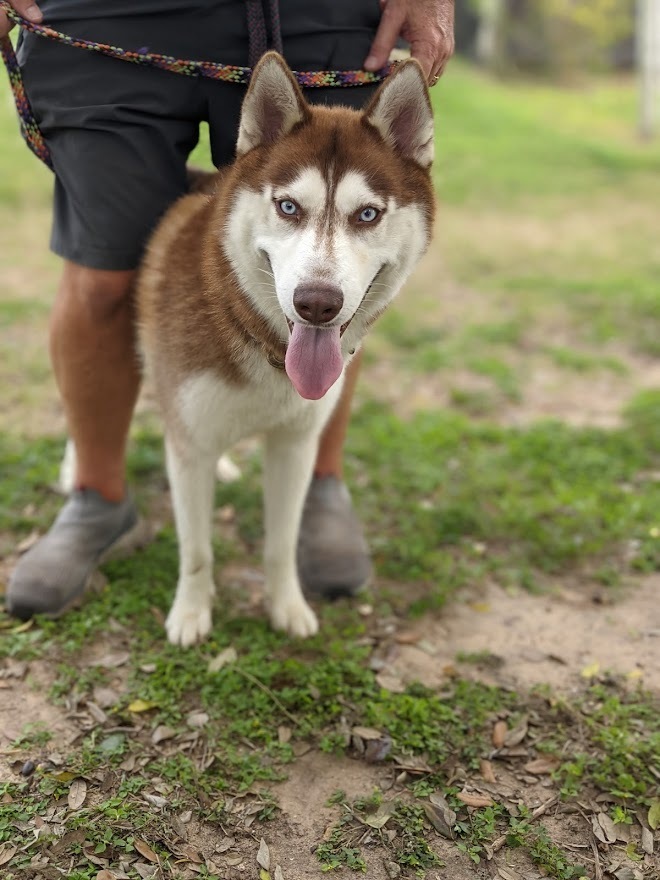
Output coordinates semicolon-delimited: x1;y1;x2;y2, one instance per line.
0;1;43;39
364;0;455;86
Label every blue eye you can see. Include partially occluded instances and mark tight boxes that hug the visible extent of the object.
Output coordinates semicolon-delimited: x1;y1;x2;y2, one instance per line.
359;207;380;223
277;199;298;216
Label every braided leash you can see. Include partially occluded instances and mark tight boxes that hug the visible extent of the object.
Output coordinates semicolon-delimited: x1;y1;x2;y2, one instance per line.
0;0;391;171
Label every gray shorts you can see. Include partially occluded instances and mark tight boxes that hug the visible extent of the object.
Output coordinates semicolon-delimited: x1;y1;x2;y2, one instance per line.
18;1;380;270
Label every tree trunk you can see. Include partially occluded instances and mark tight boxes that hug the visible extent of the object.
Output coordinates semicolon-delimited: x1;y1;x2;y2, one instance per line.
639;0;660;138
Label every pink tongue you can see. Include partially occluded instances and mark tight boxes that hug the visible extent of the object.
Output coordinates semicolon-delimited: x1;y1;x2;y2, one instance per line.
285;324;343;400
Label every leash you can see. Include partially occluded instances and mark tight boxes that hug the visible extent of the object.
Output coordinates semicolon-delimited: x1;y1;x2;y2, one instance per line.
0;0;391;172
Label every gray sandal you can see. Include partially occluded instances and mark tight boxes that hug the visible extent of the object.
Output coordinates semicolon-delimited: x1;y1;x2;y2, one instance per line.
297;475;372;599
6;488;147;620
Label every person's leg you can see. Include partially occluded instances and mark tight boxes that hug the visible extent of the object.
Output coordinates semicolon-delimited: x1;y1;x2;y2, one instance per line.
7;18;205;619
50;264;139;502
313;350;362;480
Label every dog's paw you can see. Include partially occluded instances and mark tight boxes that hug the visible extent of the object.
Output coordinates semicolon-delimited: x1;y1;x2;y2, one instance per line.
166;600;213;647
269;596;319;638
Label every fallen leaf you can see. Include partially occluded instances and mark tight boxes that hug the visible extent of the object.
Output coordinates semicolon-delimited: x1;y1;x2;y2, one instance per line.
152;725;177;744
456;791;494;808
143;794;168;808
524;756;559;775
648;798;660;830
423;798;455;839
259;871;271;880
624;840;642;862
364;803;395;830
580;661;600;679
503;718;528;747
128;699;159;713
492;720;507;748
375;671;405;693
67;778;87;810
134;840;159;863
0;844;18;866
277;726;291;744
352;726;383;740
480;759;496;783
257;838;270;871
208;646;238;673
96;871;117;880
641;826;654;855
498;869;520;880
274;867;284;880
186;712;209;729
91;651;130;669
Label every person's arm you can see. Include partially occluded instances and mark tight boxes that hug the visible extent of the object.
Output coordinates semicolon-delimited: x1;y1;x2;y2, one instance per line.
1;1;43;38
364;0;455;84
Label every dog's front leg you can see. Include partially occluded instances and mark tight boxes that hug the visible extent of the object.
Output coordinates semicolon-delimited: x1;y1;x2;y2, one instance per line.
263;428;319;638
165;438;218;647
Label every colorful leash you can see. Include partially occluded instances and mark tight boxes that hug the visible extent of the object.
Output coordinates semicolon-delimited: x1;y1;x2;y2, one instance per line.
0;0;391;172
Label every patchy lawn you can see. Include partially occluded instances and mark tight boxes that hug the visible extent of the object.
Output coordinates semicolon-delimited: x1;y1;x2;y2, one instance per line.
1;61;659;880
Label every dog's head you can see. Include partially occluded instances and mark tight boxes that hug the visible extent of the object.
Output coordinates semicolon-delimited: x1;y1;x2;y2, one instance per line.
223;52;435;400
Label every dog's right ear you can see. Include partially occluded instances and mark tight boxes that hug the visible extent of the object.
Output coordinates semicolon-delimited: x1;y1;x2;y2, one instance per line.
236;52;310;155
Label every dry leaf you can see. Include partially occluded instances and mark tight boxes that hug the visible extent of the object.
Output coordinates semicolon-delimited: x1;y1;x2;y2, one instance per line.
423;797;455;839
480;759;496;783
352;726;383;740
134;839;159;863
277;726;291;744
152;725;176;744
492;720;507;748
208;646;238;673
257;838;270;871
274;867;284;880
96;871;117;880
186;712;209;729
0;844;18;866
375;671;405;693
524;756;559;775
456;791;494;808
91;651;130;669
67;778;87;810
641;826;654;855
503;718;528;747
591;814;606;843
364;803;395;830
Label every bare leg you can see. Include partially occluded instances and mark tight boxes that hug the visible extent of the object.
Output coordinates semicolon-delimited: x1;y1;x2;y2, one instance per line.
313;350;362;478
49;262;141;502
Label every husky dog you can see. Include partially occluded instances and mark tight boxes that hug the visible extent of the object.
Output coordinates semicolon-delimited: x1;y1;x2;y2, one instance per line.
136;52;435;647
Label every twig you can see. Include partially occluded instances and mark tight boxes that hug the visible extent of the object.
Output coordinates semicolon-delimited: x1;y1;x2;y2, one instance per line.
234;666;299;726
590;834;603;880
490;795;560;854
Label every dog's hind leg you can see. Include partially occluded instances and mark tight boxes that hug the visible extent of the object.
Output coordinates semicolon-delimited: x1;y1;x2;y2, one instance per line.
263;428;319;638
164;437;218;647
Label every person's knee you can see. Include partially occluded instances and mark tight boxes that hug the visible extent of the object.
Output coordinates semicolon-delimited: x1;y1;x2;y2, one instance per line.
60;263;137;323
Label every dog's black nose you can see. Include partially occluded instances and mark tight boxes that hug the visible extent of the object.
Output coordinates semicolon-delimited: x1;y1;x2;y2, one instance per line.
293;282;343;325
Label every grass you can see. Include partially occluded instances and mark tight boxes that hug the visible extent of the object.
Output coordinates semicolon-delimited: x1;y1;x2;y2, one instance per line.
1;55;659;879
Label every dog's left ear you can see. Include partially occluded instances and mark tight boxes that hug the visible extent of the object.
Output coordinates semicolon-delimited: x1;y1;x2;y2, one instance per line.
364;61;434;168
237;52;310;155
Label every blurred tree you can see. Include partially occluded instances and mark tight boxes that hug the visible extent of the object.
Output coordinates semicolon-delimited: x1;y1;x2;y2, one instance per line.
638;0;660;138
469;0;635;76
